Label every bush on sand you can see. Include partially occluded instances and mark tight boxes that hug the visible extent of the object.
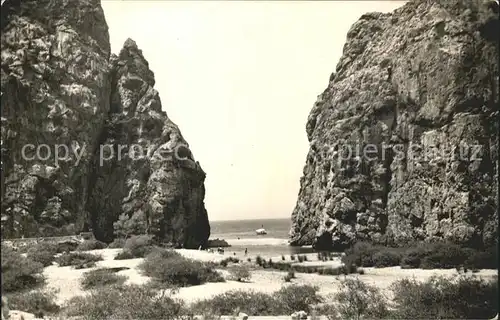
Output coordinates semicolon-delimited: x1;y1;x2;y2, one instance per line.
56;252;102;269
6;289;60;318
81;268;127;289
139;249;224;287
64;284;185;320
1;244;45;292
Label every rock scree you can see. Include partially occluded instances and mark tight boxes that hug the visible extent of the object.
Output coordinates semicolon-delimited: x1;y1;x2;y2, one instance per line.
290;0;499;250
0;0;210;248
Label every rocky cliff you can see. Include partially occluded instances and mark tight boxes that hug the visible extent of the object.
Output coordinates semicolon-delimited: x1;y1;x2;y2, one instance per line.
290;0;499;250
0;0;210;248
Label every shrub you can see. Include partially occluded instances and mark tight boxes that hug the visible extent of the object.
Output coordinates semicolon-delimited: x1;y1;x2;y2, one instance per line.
1;244;44;292
419;243;469;269
399;242;498;270
275;285;323;314
191;285;322;316
65;284;185;320
255;255;263;266
108;238;126;249
122;235;155;258
6;289;60;317
191;290;278;316
139;249;224;287
113;211;147;239
56;252;102;268
314;302;338;320
284;274;293;282
319;267;342;276
77;239;108;251
297;255;305;263
344;264;358;275
390;275;498;319
290;255;296;261
219;257;240;267
282;255;286;261
343;241;497;270
247;258;251;263
400;247;426;268
220;259;228;267
333;277;388;319
26;242;58;267
56;240;80;253
273;261;291;271
114;250;135;260
229;265;251;282
81;268;127;289
342;242;379;267
372;250;402;268
464;246;498;270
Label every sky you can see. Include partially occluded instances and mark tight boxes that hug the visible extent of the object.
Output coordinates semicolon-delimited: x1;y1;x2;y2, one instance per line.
101;1;406;221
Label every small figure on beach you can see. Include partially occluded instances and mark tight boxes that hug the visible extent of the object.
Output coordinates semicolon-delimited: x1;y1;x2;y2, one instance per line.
244;248;248;255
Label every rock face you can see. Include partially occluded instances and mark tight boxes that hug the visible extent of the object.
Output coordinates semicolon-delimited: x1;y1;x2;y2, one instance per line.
290;0;499;250
0;0;210;248
86;39;210;247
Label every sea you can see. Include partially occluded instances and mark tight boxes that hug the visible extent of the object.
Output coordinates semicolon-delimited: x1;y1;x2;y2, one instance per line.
209;218;315;258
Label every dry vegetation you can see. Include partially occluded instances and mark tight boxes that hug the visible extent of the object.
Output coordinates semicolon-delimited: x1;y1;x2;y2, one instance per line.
342;241;498;270
139;248;225;287
1;240;498;319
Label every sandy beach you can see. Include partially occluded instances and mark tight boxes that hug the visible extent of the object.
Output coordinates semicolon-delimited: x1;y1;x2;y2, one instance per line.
40;247;497;307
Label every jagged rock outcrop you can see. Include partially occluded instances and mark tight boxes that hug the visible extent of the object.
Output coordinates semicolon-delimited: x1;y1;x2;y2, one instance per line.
290;0;499;250
86;39;210;247
1;0;112;237
0;0;210;248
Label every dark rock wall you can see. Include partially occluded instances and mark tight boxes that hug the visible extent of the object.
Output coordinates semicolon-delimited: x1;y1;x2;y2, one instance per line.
290;0;499;249
1;0;210;248
1;0;112;237
86;39;210;247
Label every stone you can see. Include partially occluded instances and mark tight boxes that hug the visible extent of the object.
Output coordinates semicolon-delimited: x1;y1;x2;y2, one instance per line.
238;312;249;320
56;238;81;252
291;310;308;319
0;0;210;248
290;0;498;249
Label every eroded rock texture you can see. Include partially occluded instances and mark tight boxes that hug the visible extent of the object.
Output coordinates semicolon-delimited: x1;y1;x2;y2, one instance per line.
290;0;499;250
0;0;209;248
86;39;210;247
1;0;112;237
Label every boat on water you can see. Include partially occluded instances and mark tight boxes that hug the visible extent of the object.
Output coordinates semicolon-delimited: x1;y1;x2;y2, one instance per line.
255;224;267;235
255;228;267;235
